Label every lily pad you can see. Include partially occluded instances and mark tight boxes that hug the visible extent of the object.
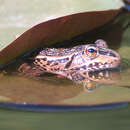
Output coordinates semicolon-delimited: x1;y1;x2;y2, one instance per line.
0;0;124;67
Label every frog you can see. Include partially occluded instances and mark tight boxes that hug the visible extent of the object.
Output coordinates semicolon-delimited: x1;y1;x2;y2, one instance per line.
33;39;121;82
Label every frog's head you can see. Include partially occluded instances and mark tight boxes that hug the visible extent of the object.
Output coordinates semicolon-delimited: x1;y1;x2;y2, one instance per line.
83;39;121;71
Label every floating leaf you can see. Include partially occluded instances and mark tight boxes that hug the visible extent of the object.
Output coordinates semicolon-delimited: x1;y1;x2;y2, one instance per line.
0;0;124;67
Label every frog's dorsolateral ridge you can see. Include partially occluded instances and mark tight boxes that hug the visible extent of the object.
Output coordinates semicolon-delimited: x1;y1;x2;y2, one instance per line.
34;40;121;82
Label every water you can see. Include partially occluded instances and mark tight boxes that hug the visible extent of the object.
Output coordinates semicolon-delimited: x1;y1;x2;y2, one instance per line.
0;104;130;130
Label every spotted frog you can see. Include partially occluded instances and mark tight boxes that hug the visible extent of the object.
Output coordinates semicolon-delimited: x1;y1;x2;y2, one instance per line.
33;39;121;82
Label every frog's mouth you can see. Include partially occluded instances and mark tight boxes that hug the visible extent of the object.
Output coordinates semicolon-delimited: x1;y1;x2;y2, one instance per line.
87;60;120;71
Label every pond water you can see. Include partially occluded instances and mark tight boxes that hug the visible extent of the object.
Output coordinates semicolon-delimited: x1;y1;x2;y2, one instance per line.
0;1;130;129
0;104;130;130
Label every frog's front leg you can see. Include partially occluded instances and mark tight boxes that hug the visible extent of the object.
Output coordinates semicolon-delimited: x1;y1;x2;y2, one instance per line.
67;71;97;92
67;71;86;82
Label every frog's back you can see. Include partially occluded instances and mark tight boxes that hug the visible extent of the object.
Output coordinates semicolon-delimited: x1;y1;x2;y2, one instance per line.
33;45;85;75
39;45;84;57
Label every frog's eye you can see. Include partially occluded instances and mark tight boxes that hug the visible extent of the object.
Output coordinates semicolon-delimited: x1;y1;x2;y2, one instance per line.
85;47;97;57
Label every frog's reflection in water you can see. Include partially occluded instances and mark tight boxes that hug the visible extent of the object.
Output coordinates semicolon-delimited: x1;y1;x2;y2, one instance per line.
74;69;121;92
